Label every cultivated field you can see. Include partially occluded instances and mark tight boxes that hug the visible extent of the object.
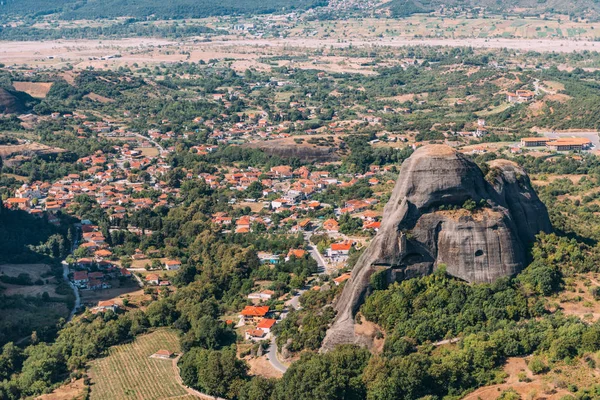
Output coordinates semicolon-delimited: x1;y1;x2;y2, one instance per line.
12;81;53;98
88;329;187;400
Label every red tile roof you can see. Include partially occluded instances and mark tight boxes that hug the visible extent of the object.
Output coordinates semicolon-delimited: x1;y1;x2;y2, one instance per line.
241;306;270;317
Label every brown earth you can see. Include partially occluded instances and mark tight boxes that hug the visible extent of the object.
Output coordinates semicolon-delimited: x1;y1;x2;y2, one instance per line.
12;81;53;98
84;92;114;103
464;357;571;400
36;379;86;400
549;273;600;322
0;142;66;159
246;355;284;379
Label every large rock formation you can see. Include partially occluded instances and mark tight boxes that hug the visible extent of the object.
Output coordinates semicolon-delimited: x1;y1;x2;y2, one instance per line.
321;144;551;351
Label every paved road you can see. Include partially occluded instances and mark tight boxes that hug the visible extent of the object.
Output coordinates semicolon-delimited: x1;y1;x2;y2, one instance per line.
63;226;81;322
303;232;328;274
267;289;306;373
267;336;288;373
129;271;144;287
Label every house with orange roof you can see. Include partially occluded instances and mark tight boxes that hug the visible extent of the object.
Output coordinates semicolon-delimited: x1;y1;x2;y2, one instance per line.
245;329;267;340
328;241;353;258
323;218;339;233
286;249;307;260
93;300;118;313
363;221;381;231
333;273;352;286
240;306;270;323
145;274;160;285
257;318;276;334
164;260;181;270
4;198;29;210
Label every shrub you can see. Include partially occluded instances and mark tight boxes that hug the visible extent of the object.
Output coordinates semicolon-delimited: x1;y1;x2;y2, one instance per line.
528;356;548;374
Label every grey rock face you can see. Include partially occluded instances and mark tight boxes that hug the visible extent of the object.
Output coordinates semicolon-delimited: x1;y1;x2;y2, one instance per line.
320;145;551;352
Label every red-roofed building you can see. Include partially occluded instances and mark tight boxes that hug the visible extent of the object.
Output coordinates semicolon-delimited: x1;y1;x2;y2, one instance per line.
333;273;352;286
286;249;307;260
164;260;181;270
257;318;277;333
245;329;266;340
73;271;88;286
328;241;353;258
240;306;270;323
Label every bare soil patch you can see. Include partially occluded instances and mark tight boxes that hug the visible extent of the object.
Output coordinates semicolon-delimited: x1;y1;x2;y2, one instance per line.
354;316;385;354
548;273;600;322
80;280;143;306
84;92;114;103
12;81;53;98
135;147;159;157
464;357;571;400
0;142;66;159
234;201;266;213
36;378;86;400
246;355;284;379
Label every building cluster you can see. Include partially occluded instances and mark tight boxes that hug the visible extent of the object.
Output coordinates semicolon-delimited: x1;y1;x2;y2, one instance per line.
520;137;592;151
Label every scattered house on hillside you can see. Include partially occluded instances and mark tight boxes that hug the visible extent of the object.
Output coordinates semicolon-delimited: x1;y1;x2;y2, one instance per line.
333;273;352;286
93;300;118;313
323;218;339;233
145;273;159;285
363;221;381;231
164;260;181;270
132;249;147;260
240;306;270;324
248;290;275;301
151;349;174;359
327;241;353;258
245;329;267;340
257;318;276;334
286;249;307;261
507;90;534;103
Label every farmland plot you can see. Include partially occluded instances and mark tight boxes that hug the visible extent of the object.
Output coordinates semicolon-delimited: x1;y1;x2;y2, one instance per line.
89;329;188;400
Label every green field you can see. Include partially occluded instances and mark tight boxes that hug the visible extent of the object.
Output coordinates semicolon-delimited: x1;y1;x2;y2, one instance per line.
89;329;187;400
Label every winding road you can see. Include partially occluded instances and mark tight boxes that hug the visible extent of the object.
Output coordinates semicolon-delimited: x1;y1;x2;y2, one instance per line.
267;289;306;373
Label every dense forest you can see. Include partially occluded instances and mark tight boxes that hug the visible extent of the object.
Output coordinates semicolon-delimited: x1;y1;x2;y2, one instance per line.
0;0;328;20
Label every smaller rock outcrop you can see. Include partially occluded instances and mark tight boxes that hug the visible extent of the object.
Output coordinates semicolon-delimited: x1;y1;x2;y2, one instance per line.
321;145;551;352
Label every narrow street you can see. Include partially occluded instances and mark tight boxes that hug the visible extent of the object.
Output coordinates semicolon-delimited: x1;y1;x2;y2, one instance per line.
63;225;81;322
303;232;328;274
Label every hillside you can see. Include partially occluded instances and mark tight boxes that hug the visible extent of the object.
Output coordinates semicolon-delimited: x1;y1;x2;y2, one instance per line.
0;0;328;19
0;89;27;114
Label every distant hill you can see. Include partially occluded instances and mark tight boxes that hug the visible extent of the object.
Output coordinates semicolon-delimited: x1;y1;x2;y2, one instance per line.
385;0;600;19
0;0;328;19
